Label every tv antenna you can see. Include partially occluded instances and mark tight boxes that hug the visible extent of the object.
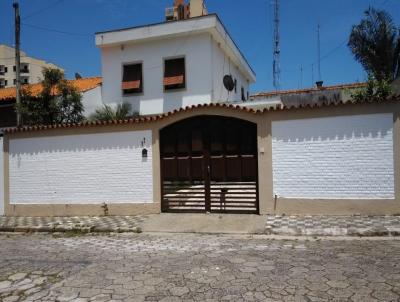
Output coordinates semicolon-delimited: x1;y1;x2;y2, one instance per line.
317;23;322;81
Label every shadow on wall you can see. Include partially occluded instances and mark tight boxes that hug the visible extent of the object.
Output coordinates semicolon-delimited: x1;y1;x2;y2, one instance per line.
9;132;152;156
272;114;393;142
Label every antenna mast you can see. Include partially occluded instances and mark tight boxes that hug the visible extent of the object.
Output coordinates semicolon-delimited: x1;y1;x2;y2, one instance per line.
272;0;280;90
317;23;321;81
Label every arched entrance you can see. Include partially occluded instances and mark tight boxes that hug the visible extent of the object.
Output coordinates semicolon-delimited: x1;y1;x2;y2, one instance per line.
160;115;259;214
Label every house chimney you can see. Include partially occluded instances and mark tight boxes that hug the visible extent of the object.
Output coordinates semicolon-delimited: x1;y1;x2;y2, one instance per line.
316;80;323;88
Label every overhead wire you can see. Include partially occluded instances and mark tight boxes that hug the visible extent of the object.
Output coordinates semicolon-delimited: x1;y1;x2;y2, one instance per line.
22;0;64;20
21;23;92;37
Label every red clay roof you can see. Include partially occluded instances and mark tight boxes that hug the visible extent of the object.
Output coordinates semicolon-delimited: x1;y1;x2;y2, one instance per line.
0;77;102;101
4;99;398;134
251;82;368;98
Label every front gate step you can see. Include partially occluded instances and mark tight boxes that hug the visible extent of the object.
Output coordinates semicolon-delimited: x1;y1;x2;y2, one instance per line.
163;181;258;213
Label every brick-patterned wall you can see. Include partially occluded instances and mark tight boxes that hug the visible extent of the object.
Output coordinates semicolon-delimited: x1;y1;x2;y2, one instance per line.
272;113;394;199
9;131;153;204
0;136;4;214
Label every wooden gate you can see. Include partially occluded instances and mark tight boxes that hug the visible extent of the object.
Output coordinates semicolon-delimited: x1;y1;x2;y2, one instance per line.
160;116;258;214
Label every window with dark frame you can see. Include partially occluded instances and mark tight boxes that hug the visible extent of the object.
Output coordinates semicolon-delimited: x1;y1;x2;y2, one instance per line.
122;63;143;94
164;57;186;91
241;86;245;101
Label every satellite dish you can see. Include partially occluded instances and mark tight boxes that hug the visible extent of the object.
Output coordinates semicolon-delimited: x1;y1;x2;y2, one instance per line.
223;75;235;91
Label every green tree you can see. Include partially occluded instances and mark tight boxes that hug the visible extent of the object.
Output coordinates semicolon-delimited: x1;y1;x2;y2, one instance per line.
348;7;400;82
351;76;392;103
89;102;138;122
17;67;84;126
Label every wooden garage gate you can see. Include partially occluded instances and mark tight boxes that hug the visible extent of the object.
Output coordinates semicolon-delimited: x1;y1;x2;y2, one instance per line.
160;115;259;214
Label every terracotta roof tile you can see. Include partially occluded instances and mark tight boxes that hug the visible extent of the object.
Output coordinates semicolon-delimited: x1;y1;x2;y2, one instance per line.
4;98;399;134
0;77;102;101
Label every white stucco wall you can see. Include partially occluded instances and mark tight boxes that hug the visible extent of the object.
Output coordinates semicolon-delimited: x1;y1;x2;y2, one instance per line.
0;136;4;215
272;113;395;199
211;38;249;103
101;33;213;115
82;86;103;117
9;131;153;204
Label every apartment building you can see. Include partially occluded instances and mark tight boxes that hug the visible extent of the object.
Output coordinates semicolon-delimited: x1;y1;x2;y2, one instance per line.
0;44;63;89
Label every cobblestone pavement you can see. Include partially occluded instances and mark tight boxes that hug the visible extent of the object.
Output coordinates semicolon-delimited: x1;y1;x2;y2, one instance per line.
0;216;145;233
2;215;400;236
1;233;400;301
265;215;400;236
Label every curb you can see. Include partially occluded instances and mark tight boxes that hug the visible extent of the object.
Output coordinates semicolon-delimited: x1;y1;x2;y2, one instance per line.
0;226;142;234
264;226;400;237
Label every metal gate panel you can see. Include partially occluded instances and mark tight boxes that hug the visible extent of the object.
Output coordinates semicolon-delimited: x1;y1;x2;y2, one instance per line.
160;116;259;214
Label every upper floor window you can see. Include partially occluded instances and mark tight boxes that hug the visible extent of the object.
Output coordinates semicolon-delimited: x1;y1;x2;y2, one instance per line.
241;87;245;101
21;65;29;73
122;63;143;95
164;57;186;91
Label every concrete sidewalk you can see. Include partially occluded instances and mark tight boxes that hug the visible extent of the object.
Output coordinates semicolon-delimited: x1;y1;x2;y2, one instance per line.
1;214;400;236
141;213;266;234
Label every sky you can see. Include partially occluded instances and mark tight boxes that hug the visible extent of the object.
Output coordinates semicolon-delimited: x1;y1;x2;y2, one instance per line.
0;0;399;93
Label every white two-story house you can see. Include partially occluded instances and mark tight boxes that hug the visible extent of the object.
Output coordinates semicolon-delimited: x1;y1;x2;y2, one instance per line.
95;1;255;116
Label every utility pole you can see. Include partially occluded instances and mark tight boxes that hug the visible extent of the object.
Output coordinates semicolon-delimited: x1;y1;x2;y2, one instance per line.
13;2;22;127
272;0;280;90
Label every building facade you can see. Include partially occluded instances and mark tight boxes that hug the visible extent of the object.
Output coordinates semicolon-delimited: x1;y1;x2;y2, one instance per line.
96;14;255;116
0;44;63;89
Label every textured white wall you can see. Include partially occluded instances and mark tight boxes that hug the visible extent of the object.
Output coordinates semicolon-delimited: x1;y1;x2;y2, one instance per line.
0;137;4;215
9;131;153;204
272;113;394;199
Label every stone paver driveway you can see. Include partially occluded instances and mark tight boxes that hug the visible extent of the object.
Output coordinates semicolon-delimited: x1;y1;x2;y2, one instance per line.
1;233;400;301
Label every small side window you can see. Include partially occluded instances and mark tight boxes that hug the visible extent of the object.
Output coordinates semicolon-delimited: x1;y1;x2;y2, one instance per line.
234;79;237;93
241;86;245;101
122;63;143;95
164;57;185;91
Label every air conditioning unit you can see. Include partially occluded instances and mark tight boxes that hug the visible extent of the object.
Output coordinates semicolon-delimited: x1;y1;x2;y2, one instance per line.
165;7;175;21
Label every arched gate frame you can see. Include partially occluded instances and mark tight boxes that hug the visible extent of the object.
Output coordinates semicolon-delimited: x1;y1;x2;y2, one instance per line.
160;115;259;214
